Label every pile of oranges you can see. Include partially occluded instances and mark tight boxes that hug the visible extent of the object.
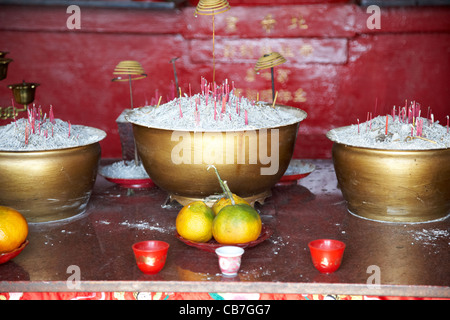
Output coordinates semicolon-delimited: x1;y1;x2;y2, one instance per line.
176;166;262;245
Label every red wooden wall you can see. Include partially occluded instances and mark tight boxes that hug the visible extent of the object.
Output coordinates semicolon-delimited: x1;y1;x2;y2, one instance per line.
1;1;449;159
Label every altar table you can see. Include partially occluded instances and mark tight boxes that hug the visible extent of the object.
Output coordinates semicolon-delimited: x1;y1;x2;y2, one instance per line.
1;159;449;300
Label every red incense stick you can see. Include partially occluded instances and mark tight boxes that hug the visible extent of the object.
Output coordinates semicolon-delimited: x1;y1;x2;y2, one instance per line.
385;115;388;135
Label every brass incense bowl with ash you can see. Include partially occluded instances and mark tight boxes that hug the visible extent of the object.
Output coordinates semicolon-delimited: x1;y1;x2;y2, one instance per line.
0;114;106;223
126;89;307;206
0;144;102;223
327;112;450;223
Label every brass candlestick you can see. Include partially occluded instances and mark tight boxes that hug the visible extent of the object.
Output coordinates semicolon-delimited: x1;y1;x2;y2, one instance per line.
0;53;13;81
0;52;15;119
0;52;39;120
3;81;40;119
0;50;40;119
195;0;230;83
255;52;286;101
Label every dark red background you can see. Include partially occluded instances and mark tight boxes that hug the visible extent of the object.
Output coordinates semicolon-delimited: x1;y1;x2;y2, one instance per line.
1;1;449;159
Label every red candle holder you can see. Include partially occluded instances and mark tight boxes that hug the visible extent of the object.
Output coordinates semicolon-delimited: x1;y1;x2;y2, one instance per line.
308;239;345;274
132;240;169;275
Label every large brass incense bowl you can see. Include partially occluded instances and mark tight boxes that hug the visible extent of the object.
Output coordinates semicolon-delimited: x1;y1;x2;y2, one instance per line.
328;130;450;223
128;105;307;206
0;142;103;223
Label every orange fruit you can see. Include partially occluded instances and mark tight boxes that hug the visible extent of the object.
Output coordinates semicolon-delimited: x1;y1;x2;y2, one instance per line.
212;204;262;245
176;201;215;243
212;194;249;215
0;206;29;254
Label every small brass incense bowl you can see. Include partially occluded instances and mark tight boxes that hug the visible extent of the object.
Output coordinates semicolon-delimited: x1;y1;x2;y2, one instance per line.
8;81;39;106
327;129;450;223
0;141;103;223
128;105;307;206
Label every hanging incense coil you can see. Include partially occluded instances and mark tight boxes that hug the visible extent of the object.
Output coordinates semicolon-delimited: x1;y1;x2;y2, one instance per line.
112;60;147;82
195;0;230;16
195;0;230;82
254;52;286;72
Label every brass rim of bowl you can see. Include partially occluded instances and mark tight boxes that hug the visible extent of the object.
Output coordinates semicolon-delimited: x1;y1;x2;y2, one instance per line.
0;126;107;152
326;126;450;152
125;103;307;132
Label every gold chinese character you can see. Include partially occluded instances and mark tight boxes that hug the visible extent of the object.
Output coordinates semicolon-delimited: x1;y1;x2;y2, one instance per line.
239;44;255;58
223;44;236;59
294;88;307;102
288;16;308;30
299;44;314;57
259;46;273;57
226;16;238;33
260;89;273;103
279;45;294;58
259;71;272;81
245;68;256;82
276;69;291;84
277;90;293;103
261;14;276;34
